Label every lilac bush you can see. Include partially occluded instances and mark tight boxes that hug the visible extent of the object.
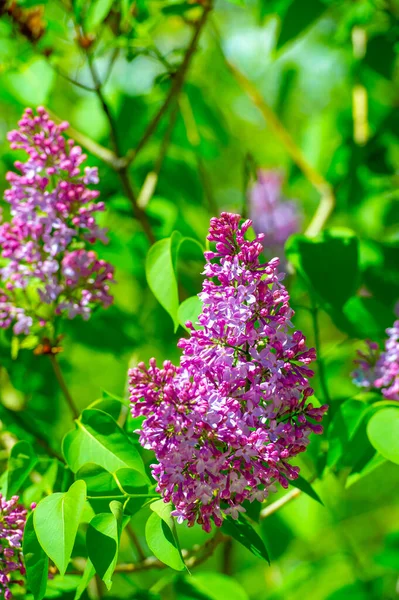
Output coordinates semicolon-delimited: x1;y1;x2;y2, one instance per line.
0;495;27;600
0;107;114;338
129;213;328;532
353;319;399;401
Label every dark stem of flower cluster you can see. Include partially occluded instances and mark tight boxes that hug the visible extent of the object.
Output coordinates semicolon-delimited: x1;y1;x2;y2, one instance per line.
48;354;79;420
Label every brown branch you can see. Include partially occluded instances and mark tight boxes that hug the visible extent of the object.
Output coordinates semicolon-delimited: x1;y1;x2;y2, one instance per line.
87;55;120;156
212;26;335;237
84;55;157;245
48;354;79;420
124;1;213;167
126;524;146;562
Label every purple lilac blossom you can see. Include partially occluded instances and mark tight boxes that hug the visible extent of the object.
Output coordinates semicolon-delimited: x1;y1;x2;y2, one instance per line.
0;495;28;600
353;319;399;401
249;170;300;255
0;107;114;336
129;212;328;532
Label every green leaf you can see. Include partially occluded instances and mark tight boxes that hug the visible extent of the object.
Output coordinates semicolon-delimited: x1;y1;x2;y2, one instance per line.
222;515;270;563
33;480;87;576
7;440;38;498
276;0;327;49
23;512;48;600
74;559;95;600
291;474;323;505
85;0;114;30
328;296;394;340
145;501;185;571
367;408;399;465
87;502;123;590
77;463;148;496
327;400;372;468
346;453;386;488
146;232;203;331
88;397;126;421
178;296;203;331
62;409;146;475
177;573;249;600
3;58;55;105
286;229;359;309
146;234;181;331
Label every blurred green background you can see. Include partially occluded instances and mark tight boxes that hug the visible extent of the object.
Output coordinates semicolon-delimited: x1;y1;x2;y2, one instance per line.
0;0;399;598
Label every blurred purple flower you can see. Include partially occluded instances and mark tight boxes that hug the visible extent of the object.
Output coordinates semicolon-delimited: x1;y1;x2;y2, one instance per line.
353;319;399;401
249;170;300;256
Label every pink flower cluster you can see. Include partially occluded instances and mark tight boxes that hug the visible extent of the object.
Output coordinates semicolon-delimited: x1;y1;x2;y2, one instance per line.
0;107;114;337
353;319;399;400
249;170;300;255
129;213;327;532
0;495;27;600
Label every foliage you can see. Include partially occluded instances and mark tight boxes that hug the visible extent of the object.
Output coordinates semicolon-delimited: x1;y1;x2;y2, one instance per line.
0;0;398;599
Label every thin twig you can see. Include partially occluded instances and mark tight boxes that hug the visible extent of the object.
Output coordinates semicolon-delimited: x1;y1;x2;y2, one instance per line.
85;54;156;244
179;92;217;214
52;65;96;92
102;47;120;87
259;487;302;520
211;25;335;237
124;1;213;167
87;55;120;155
136;99;180;209
48;354;79;420
126;524;146;561
0;404;64;462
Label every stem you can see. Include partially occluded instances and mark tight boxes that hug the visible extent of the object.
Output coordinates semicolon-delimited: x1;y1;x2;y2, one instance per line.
86;55;156;245
87;56;120;155
259;487;302;520
126;524;146;561
86;494;159;500
310;302;331;404
221;538;233;575
136;99;180;210
48;354;79;420
124;1;213;166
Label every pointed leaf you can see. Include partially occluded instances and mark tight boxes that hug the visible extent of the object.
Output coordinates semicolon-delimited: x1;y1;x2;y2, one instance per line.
277;0;327;49
62;409;146;475
222;515;270;563
145;506;185;571
33;480;87;575
87;503;123;590
291;475;323;505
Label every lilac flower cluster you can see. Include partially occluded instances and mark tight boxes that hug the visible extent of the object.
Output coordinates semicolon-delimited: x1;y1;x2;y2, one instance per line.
0;495;27;600
0;107;114;337
129;213;327;532
249;170;300;256
353;319;399;401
